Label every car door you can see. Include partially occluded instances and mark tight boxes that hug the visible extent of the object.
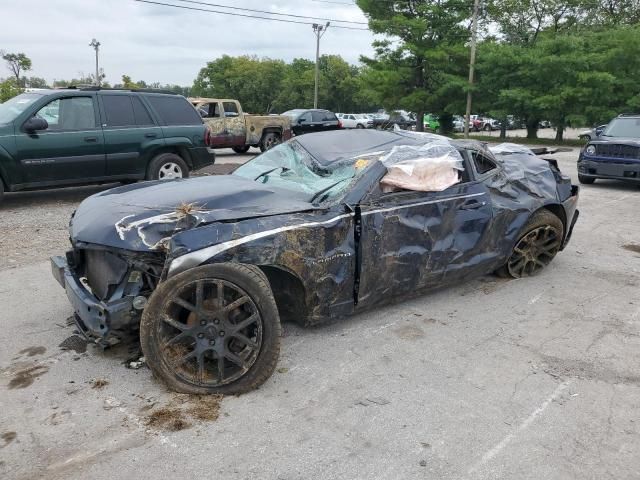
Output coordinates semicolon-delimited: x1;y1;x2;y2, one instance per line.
198;101;226;146
355;155;494;309
14;95;105;184
99;93;163;177
342;115;355;129
295;111;314;135
221;101;246;147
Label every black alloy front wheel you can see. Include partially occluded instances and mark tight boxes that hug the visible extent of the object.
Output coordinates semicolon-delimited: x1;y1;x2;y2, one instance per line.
141;264;281;395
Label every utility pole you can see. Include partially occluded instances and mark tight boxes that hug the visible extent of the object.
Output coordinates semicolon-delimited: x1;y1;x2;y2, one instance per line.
312;22;330;109
89;38;101;86
464;0;480;138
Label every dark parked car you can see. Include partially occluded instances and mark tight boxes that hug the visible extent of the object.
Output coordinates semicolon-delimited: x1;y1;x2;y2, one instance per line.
51;130;579;395
578;114;640;185
0;88;214;202
373;111;416;130
282;109;341;135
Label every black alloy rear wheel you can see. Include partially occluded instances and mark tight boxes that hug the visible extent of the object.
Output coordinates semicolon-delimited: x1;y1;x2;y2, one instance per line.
497;210;564;278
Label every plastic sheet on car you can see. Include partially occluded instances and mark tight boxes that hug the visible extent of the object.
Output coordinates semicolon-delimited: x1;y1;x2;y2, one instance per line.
379;133;464;193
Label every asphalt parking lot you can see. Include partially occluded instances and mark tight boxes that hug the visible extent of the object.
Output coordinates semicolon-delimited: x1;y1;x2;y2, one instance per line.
1;146;639;480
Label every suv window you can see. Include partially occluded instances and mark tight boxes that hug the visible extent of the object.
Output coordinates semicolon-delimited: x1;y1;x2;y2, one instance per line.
312;111;325;122
102;95;135;127
471;151;497;175
223;102;239;117
299;112;312;123
132;97;154;125
146;95;202;126
36;97;96;131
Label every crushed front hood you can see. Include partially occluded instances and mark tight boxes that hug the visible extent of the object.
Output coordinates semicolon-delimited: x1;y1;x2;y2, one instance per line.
70;175;315;251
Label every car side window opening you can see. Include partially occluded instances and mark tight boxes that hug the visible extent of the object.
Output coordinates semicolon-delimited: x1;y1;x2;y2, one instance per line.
311;111;325;122
223;102;239;117
378;147;470;195
471;151;498;175
323;112;337;122
102;95;135;127
35;97;96;131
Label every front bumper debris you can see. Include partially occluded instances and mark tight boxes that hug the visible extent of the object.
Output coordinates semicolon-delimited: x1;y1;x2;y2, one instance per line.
51;255;136;345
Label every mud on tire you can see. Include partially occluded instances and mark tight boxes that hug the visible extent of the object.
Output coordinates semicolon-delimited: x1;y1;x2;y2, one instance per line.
496;209;564;278
140;263;281;395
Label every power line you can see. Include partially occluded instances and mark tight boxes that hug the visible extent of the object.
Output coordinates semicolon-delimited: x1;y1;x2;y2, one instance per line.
172;0;367;25
133;0;370;30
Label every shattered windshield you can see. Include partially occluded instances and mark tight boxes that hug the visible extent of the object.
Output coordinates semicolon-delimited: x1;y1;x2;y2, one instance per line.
601;117;640;138
232;141;373;204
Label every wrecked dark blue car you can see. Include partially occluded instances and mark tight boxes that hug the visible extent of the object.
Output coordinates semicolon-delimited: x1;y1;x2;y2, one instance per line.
51;130;579;395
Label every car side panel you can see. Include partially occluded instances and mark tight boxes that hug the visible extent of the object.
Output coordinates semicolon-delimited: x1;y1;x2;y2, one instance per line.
167;210;357;325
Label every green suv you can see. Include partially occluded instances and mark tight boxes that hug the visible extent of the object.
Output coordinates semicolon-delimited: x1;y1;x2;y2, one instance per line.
0;88;215;202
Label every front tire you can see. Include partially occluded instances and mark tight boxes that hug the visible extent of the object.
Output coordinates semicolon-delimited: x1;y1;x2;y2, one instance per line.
147;153;189;181
496;210;564;278
356;123;365;129
232;145;250;154
140;264;281;395
259;132;281;152
578;174;595;185
483;124;491;131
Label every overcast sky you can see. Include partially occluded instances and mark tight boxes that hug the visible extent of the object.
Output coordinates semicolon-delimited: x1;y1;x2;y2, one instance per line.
0;0;377;86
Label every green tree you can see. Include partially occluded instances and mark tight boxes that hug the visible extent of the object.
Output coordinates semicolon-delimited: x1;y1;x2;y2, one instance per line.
25;77;48;88
0;78;21;102
357;0;473;131
1;52;32;87
193;55;286;113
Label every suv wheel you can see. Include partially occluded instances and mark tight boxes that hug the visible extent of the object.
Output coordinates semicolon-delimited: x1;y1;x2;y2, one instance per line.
260;132;281;152
483;124;492;131
356;124;365;129
232;146;250;154
147;153;189;181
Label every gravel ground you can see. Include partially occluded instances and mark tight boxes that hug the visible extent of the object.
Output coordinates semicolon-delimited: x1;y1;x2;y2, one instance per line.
1;144;640;479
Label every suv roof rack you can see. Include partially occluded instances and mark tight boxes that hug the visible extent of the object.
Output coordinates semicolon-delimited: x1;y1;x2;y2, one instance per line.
61;86;178;95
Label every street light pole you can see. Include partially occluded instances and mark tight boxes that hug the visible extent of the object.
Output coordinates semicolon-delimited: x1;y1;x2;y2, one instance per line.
464;0;480;138
89;38;101;87
312;22;330;109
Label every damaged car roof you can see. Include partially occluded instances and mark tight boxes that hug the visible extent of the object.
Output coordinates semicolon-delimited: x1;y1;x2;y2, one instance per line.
294;129;490;165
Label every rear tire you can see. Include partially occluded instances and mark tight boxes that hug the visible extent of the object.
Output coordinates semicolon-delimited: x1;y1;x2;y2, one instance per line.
147;153;189;181
483;124;491;131
140;263;281;395
260;132;281;152
496;210;564;279
356;124;365;129
232;146;250;154
578;174;595;185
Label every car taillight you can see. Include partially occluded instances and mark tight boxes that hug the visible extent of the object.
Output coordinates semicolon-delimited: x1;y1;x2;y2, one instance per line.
204;127;212;146
338;120;343;129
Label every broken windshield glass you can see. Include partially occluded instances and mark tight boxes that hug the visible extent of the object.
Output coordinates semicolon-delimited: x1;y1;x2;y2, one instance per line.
233;141;375;204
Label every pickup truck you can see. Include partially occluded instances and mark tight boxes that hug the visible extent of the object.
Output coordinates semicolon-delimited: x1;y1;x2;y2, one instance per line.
190;98;291;153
